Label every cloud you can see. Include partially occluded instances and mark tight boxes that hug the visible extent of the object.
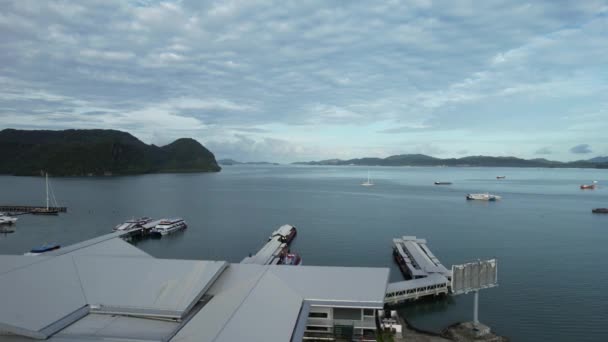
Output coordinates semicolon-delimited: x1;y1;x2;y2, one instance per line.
535;147;552;155
570;144;592;154
0;1;607;161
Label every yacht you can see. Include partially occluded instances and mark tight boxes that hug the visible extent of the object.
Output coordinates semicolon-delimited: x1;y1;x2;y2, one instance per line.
361;171;374;186
114;217;153;231
151;218;187;236
466;193;501;201
0;213;17;225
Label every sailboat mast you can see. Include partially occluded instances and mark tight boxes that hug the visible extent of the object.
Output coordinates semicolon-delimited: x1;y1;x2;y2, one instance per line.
46;172;49;210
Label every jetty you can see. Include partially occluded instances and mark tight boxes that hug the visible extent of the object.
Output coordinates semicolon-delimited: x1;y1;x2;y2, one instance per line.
385;236;452;304
241;224;300;265
0;205;67;214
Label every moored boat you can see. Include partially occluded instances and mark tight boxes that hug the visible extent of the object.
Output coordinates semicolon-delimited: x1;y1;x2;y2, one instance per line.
0;213;17;225
114;217;153;231
151;218;187;236
434;181;452;185
279;252;302;266
466;193;501;201
592;208;608;214
269;224;297;243
580;184;596;190
29;243;60;254
496;176;506;179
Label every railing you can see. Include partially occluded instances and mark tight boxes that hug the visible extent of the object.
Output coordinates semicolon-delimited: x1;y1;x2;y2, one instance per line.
306;317;376;329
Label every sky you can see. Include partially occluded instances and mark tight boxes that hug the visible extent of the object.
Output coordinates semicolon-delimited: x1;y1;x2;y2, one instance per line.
1;0;607;163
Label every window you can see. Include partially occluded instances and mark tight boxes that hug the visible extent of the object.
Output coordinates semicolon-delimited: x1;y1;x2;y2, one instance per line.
363;309;375;316
309;312;328;318
306;326;329;332
333;308;361;320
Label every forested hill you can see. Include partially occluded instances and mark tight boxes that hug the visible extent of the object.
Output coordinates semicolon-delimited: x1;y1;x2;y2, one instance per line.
294;154;608;168
0;129;221;176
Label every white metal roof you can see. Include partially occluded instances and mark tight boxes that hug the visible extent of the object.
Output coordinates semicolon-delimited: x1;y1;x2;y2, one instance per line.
74;256;227;318
55;313;179;341
0;255;87;339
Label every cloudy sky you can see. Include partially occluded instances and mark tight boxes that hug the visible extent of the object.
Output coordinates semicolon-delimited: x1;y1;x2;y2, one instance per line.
1;0;607;162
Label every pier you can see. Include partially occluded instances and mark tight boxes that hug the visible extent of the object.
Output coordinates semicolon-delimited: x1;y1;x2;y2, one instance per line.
385;236;452;305
0;205;67;214
241;224;299;265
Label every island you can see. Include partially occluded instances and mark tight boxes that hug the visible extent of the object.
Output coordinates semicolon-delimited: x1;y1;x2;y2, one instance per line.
218;158;279;165
0;129;221;176
294;154;608;168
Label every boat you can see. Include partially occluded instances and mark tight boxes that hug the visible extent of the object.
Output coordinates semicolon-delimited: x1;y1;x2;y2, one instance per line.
496;176;506;180
466;193;501;201
269;224;297;243
0;213;17;225
361;171;374;186
32;173;59;215
434;181;452;185
279;252;302;266
29;243;60;254
151;218;187;236
114;217;153;231
592;208;608;214
580;184;596;190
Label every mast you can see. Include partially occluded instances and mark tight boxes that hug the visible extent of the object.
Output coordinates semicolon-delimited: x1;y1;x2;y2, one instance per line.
46;172;49;210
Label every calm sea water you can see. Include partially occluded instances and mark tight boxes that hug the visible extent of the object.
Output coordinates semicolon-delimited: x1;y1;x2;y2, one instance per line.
1;166;607;341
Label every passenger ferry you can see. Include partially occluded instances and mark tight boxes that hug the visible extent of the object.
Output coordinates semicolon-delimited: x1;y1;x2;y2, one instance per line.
151;218;187;236
466;193;501;201
114;217;153;231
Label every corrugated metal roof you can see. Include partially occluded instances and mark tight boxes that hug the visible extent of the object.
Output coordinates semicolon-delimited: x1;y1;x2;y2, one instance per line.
269;265;389;308
0;255;87;339
64;238;151;258
75;256;227;318
55;313;178;341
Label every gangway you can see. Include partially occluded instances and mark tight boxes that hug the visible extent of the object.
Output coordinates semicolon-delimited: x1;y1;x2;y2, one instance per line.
384;274;450;304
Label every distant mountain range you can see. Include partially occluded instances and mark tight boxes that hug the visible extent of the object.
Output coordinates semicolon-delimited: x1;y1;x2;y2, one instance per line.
0;129;221;176
218;159;279;165
293;154;608;168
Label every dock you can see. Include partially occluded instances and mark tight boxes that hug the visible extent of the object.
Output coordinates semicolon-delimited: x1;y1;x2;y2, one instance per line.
0;205;67;214
385;236;451;305
241;224;299;265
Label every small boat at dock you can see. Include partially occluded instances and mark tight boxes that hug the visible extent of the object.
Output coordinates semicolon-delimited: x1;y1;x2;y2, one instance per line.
279;252;302;266
32;173;60;215
434;181;452;185
466;193;501;201
0;213;17;225
592;208;608;214
151;218;187;236
114;217;153;231
29;243;60;254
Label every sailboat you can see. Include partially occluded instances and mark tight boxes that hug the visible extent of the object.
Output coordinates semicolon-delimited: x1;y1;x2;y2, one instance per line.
32;172;59;215
361;171;374;187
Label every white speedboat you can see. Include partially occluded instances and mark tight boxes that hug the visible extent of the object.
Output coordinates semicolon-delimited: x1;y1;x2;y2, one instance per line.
114;217;153;231
0;213;17;225
151;218;187;236
466;193;501;201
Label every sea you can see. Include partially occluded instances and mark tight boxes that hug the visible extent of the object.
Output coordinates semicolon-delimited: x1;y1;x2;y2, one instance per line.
1;165;607;342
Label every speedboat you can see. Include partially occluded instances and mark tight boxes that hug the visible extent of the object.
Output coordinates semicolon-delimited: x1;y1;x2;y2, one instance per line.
580;184;596;190
151;218;187;236
29;243;60;254
114;217;153;231
280;253;302;266
496;176;506;180
466;193;501;201
434;181;452;185
592;208;608;214
0;213;17;225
